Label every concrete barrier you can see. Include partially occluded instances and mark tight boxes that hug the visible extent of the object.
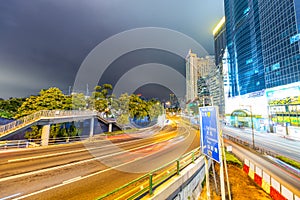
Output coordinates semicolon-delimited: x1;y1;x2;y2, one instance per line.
147;156;206;200
243;158;299;200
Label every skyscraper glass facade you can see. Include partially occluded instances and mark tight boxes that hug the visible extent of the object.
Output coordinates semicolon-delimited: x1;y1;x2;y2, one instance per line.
295;0;300;32
213;17;227;116
213;17;226;66
225;0;265;96
259;0;300;88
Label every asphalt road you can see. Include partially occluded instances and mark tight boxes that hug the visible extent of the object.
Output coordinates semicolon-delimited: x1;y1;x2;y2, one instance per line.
223;126;300;162
0;117;200;200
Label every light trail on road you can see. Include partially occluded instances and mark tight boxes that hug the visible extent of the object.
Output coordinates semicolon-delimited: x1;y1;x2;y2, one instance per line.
223;126;300;162
0;116;200;200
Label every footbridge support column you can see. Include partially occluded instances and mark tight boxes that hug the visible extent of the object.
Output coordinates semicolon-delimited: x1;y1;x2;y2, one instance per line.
108;123;112;132
41;124;50;146
89;118;94;137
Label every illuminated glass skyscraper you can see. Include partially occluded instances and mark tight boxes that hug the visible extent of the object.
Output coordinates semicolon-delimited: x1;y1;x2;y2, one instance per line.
259;0;300;88
224;0;300;96
224;0;265;96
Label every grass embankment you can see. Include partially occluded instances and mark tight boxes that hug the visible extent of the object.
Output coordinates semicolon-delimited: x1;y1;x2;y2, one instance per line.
225;151;242;167
276;155;300;170
199;151;272;200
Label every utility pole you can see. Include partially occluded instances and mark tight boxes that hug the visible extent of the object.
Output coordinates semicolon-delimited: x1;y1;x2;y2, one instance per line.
241;104;255;149
86;84;89;96
250;105;255;149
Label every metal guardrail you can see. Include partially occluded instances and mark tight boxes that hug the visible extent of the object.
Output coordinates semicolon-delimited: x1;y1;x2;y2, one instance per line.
0;110;98;137
97;147;202;200
0;136;91;149
223;133;283;158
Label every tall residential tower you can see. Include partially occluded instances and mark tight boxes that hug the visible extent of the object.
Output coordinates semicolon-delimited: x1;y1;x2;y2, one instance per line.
186;50;199;102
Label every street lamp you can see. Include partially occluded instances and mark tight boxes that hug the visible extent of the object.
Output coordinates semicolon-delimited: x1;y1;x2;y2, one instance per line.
241;104;255;149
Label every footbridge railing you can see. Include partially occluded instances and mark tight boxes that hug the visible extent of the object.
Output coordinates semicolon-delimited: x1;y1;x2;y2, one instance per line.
0;110;97;137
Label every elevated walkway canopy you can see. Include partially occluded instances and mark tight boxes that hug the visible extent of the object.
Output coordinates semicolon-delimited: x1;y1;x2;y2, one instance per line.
231;109;251;117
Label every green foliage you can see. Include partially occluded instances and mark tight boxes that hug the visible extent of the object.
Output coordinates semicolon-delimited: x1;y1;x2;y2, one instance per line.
276;155;300;170
25;125;42;139
88;84;113;112
117;113;130;125
148;99;163;120
0;97;25;118
25;122;81;139
0;110;13;119
70;93;87;110
225;151;242;168
14;96;38;118
113;94;163;122
15;87;71;118
128;94;150;119
14;87;86;139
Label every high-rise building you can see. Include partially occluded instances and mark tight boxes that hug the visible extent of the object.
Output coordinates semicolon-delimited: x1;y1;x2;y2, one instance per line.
213;16;226;67
197;56;215;78
213;16;227;117
259;0;300;88
223;0;300;135
259;0;300;134
197;56;221;110
224;0;265;96
186;50;199;102
186;51;215;104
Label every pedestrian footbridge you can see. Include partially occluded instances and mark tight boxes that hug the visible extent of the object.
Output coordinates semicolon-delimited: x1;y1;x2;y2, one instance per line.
0;110;119;145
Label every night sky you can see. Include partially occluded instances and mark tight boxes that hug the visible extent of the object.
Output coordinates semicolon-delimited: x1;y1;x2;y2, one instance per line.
0;0;224;100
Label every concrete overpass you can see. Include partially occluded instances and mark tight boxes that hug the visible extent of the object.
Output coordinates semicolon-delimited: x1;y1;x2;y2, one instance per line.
0;110;120;145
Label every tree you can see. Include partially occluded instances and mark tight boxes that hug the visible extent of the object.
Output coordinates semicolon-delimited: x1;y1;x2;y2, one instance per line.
15;87;80;140
148;100;163;120
15;96;38;118
88;84;113;112
116;113;130;125
128;94;150;119
0;97;26;118
68;93;87;110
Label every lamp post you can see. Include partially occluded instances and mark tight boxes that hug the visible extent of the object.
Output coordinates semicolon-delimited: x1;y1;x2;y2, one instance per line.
250;106;255;149
241;104;255;149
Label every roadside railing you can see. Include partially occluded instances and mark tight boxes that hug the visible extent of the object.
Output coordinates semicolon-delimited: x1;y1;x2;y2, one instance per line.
0;135;91;149
97;147;202;200
0;110;96;137
223;133;283;158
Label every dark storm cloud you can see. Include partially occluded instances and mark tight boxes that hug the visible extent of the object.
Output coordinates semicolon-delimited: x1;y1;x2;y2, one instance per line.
0;0;224;99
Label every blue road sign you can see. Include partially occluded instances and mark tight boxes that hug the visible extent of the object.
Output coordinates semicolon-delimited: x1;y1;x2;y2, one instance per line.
199;106;220;163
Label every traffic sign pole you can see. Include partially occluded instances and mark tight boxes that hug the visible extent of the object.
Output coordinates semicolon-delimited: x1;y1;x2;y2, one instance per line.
219;135;226;200
204;156;211;200
199;106;226;200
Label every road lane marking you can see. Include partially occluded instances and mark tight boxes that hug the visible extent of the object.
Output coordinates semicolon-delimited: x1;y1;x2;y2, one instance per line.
62;176;82;184
7;129;178;163
0;193;21;200
0;132;185;183
7;139;144;163
13;125;193;200
14;128;192;200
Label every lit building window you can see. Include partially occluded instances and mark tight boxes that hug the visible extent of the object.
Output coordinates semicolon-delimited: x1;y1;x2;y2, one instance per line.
290;33;300;44
271;63;280;71
246;58;253;64
243;7;250;15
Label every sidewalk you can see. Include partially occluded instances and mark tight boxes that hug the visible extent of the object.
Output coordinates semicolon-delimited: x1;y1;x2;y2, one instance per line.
222;125;300;142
